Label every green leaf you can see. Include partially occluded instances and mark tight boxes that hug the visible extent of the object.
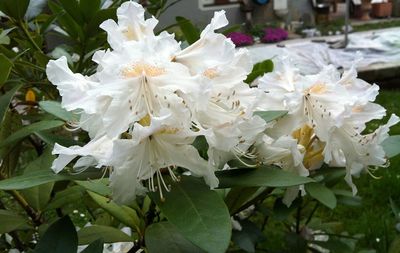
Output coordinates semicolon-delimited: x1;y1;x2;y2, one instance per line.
75;179;111;196
87;191;140;230
80;239;104;253
216;166;315;188
0;28;15;45
79;0;100;22
21;149;56;210
245;59;274;84
0;120;64;148
382;135;400;158
86;8;117;36
0;53;12;86
150;176;231;253
305;182;337;209
176;16;200;44
145;222;204;253
225;187;259;214
39;101;78;122
78;225;133;245
58;0;84;25
33;216;78;253
0;170;70;190
0;84;22;122
45;185;85;210
0;209;31;234
0;0;30;20
254;111;288;123
312;239;352;253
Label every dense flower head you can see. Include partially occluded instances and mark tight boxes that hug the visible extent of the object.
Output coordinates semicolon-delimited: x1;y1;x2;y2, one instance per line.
227;32;254;47
261;28;288;43
46;1;398;205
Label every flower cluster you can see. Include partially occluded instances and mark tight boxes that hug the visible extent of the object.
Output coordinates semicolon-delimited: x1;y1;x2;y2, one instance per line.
261;28;288;43
46;2;397;205
227;32;254;47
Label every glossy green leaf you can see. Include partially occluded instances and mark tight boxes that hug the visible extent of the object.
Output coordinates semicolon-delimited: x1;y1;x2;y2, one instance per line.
305;182;337;209
0;170;70;190
0;209;31;234
0;120;64;148
39;101;78;122
80;239;104;253
33;216;78;253
0;0;30;20
146;222;204;253
78;225;133;245
176;16;200;44
87;191;140;230
254;110;288;123
150;176;231;253
245;59;274;84
382;135;400;158
0;84;22;122
216;166;314;188
86;8;117;36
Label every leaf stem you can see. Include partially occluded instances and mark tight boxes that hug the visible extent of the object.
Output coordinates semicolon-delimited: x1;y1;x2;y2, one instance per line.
18;21;43;53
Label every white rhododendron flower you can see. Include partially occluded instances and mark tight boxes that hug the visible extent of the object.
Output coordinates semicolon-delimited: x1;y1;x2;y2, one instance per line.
46;1;398;205
259;58;399;193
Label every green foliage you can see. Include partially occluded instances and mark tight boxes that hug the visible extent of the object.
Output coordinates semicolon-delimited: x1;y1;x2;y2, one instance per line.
216;166;314;188
176;16;200;44
33;216;78;253
0;0;29;20
145;222;204;253
305;182;337;209
77;225;133;245
150;176;231;253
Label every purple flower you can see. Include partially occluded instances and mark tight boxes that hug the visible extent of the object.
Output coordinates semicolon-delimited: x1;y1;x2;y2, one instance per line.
227;32;254;47
261;28;288;43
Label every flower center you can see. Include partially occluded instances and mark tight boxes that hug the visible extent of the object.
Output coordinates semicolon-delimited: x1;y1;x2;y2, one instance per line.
122;63;165;78
306;83;327;95
203;68;218;79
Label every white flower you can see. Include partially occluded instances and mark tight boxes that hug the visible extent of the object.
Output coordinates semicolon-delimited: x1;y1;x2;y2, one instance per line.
258;57;398;192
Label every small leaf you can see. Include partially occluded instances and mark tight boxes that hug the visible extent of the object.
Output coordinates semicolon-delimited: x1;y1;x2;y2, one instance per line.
0;209;31;234
0;170;70;190
245;59;274;84
254;110;288;123
80;239;104;253
77;225;133;245
382;135;400;158
150;176;231;253
216;166;314;188
145;222;204;253
0;28;15;45
0;120;64;148
87;191;140;230
0;84;22;122
33;216;78;253
305;182;337;209
39;101;78;122
176;16;200;44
